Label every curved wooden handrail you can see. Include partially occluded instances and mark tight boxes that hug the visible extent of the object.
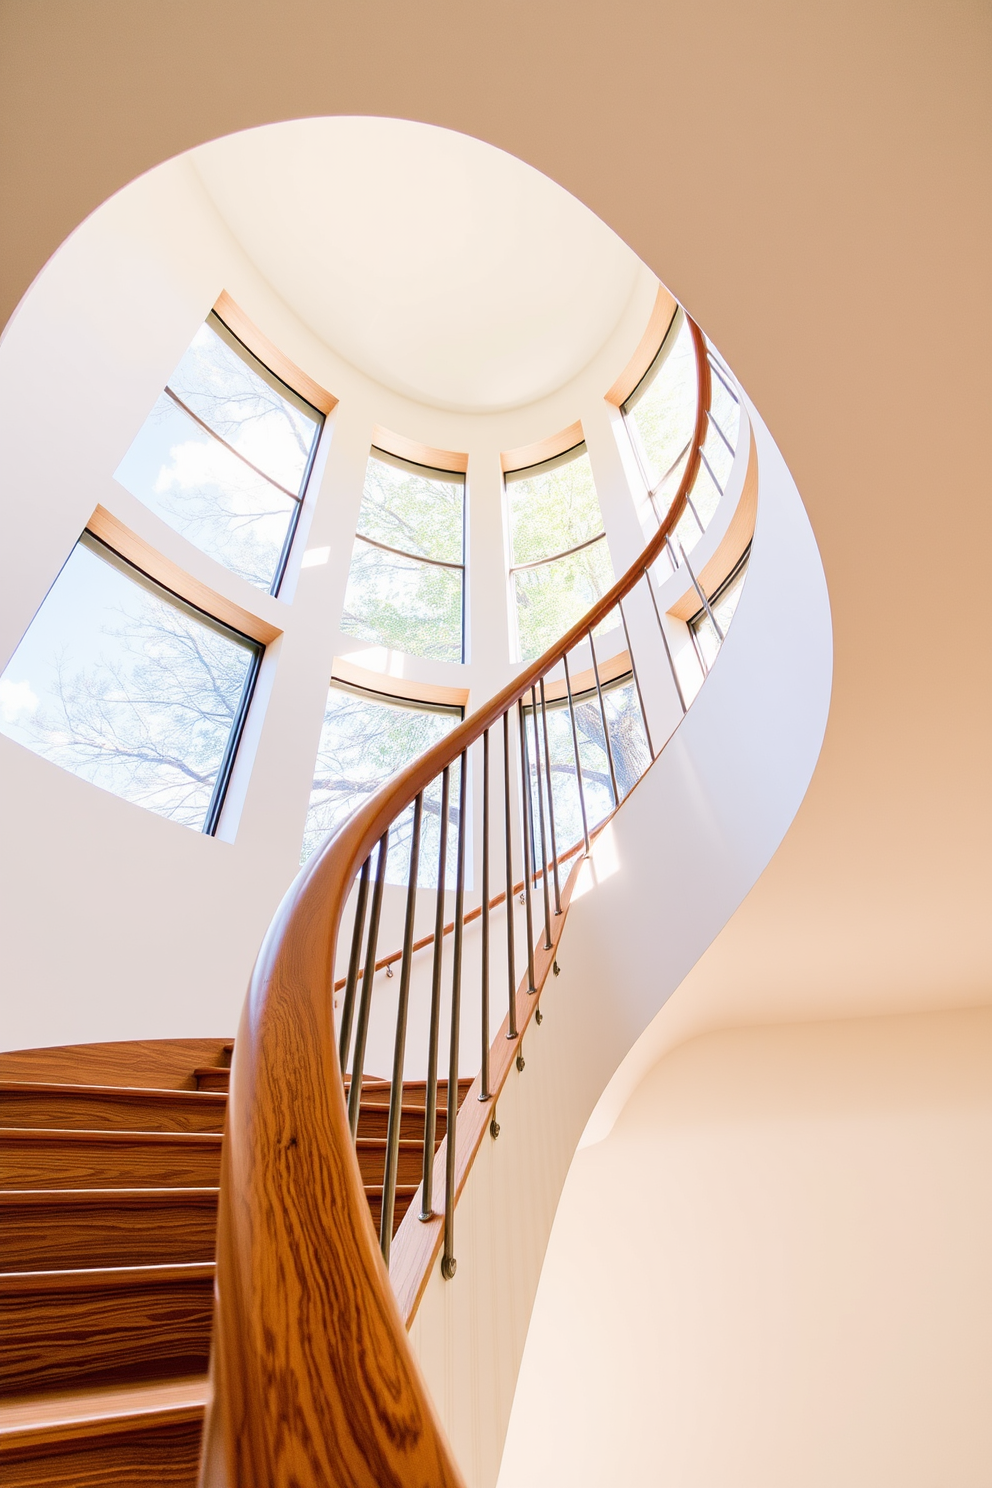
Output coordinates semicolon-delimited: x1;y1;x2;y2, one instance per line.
204;318;711;1486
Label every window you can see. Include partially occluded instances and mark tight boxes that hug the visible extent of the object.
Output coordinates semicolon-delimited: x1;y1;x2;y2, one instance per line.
0;532;261;832
506;444;616;663
689;546;751;672
340;450;465;663
115;312;323;593
522;673;651;858
303;680;462;883
622;309;698;530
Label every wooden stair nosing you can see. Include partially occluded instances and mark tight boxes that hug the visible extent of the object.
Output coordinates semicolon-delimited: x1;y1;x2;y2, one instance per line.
0;1261;215;1295
0;1376;210;1443
0;1375;209;1486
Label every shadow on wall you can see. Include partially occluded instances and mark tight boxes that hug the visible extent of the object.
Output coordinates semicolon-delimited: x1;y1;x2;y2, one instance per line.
498;1006;992;1488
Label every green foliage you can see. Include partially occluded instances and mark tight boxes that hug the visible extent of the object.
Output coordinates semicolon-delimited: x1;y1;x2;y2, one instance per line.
506;448;603;566
303;685;460;878
341;455;465;661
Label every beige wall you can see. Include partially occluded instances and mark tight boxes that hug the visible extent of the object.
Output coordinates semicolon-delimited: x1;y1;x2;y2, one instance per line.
498;1007;992;1487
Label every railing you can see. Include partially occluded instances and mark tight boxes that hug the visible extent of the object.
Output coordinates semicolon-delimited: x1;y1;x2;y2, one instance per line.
203;316;749;1486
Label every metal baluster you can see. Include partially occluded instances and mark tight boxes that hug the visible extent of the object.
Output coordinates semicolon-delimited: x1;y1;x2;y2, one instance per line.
680;543;724;642
380;794;423;1262
502;711;518;1040
530;686;552;950
644;568;688;714
338;855;370;1070
419;766;450;1220
347;831;388;1140
705;406;737;459
479;730;491;1100
538;678;562;914
685;487;706;535
618;597;655;760
516;699;537;993
441;752;468;1280
587;628;619;806
562;650;591;856
707;352;739;403
698;446;725;498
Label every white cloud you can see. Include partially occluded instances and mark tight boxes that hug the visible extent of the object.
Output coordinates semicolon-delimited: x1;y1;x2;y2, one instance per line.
0;677;39;723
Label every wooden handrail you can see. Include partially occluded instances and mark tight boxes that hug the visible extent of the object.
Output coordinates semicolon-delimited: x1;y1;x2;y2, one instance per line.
204;318;710;1486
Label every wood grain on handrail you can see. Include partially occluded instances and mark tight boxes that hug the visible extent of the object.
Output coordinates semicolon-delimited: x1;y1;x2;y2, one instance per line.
204;317;710;1488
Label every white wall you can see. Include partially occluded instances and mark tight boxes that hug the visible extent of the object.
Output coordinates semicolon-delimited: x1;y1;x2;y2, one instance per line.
498;1007;992;1488
407;400;833;1485
0;149;708;1053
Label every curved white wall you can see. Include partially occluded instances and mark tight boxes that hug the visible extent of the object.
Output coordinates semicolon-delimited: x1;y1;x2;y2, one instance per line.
0;150;676;1053
406;400;833;1486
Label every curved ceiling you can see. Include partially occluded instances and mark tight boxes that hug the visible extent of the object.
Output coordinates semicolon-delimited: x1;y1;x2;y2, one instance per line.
190;117;655;414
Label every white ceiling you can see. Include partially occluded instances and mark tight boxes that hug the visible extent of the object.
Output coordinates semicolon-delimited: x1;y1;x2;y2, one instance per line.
190;117;654;414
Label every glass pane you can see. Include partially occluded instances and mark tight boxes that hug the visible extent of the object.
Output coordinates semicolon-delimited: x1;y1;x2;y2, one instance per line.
512;536;616;663
357;453;464;564
302;684;461;885
673;501;703;560
691;555;750;669
624;315;698;492
639;443;691;534
341;538;463;662
169;322;320;494
690;459;722;530
115;392;297;590
700;414;733;494
0;536;257;830
708;360;741;454
524;677;650;859
507;446;605;566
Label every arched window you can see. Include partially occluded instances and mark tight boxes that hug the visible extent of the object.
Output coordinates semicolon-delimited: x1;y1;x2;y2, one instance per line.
688;546;751;673
341;450;465;663
522;670;650;860
303;679;462;882
115;310;324;592
506;443;616;662
622;310;743;561
621;307;698;528
0;530;261;832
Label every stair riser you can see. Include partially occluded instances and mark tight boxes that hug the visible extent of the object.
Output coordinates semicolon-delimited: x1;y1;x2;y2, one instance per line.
356;1107;445;1142
0;1277;213;1394
193;1070;229;1092
1;1136;221;1189
0;1092;225;1134
356;1146;427;1187
0;1415;203;1487
0;1197;218;1271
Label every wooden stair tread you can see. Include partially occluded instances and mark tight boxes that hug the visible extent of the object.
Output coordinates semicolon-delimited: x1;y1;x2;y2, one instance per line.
0;1374;209;1441
0;1082;226;1133
1;1128;222;1189
0;1034;455;1470
0;1188;220;1272
1;1263;215;1395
